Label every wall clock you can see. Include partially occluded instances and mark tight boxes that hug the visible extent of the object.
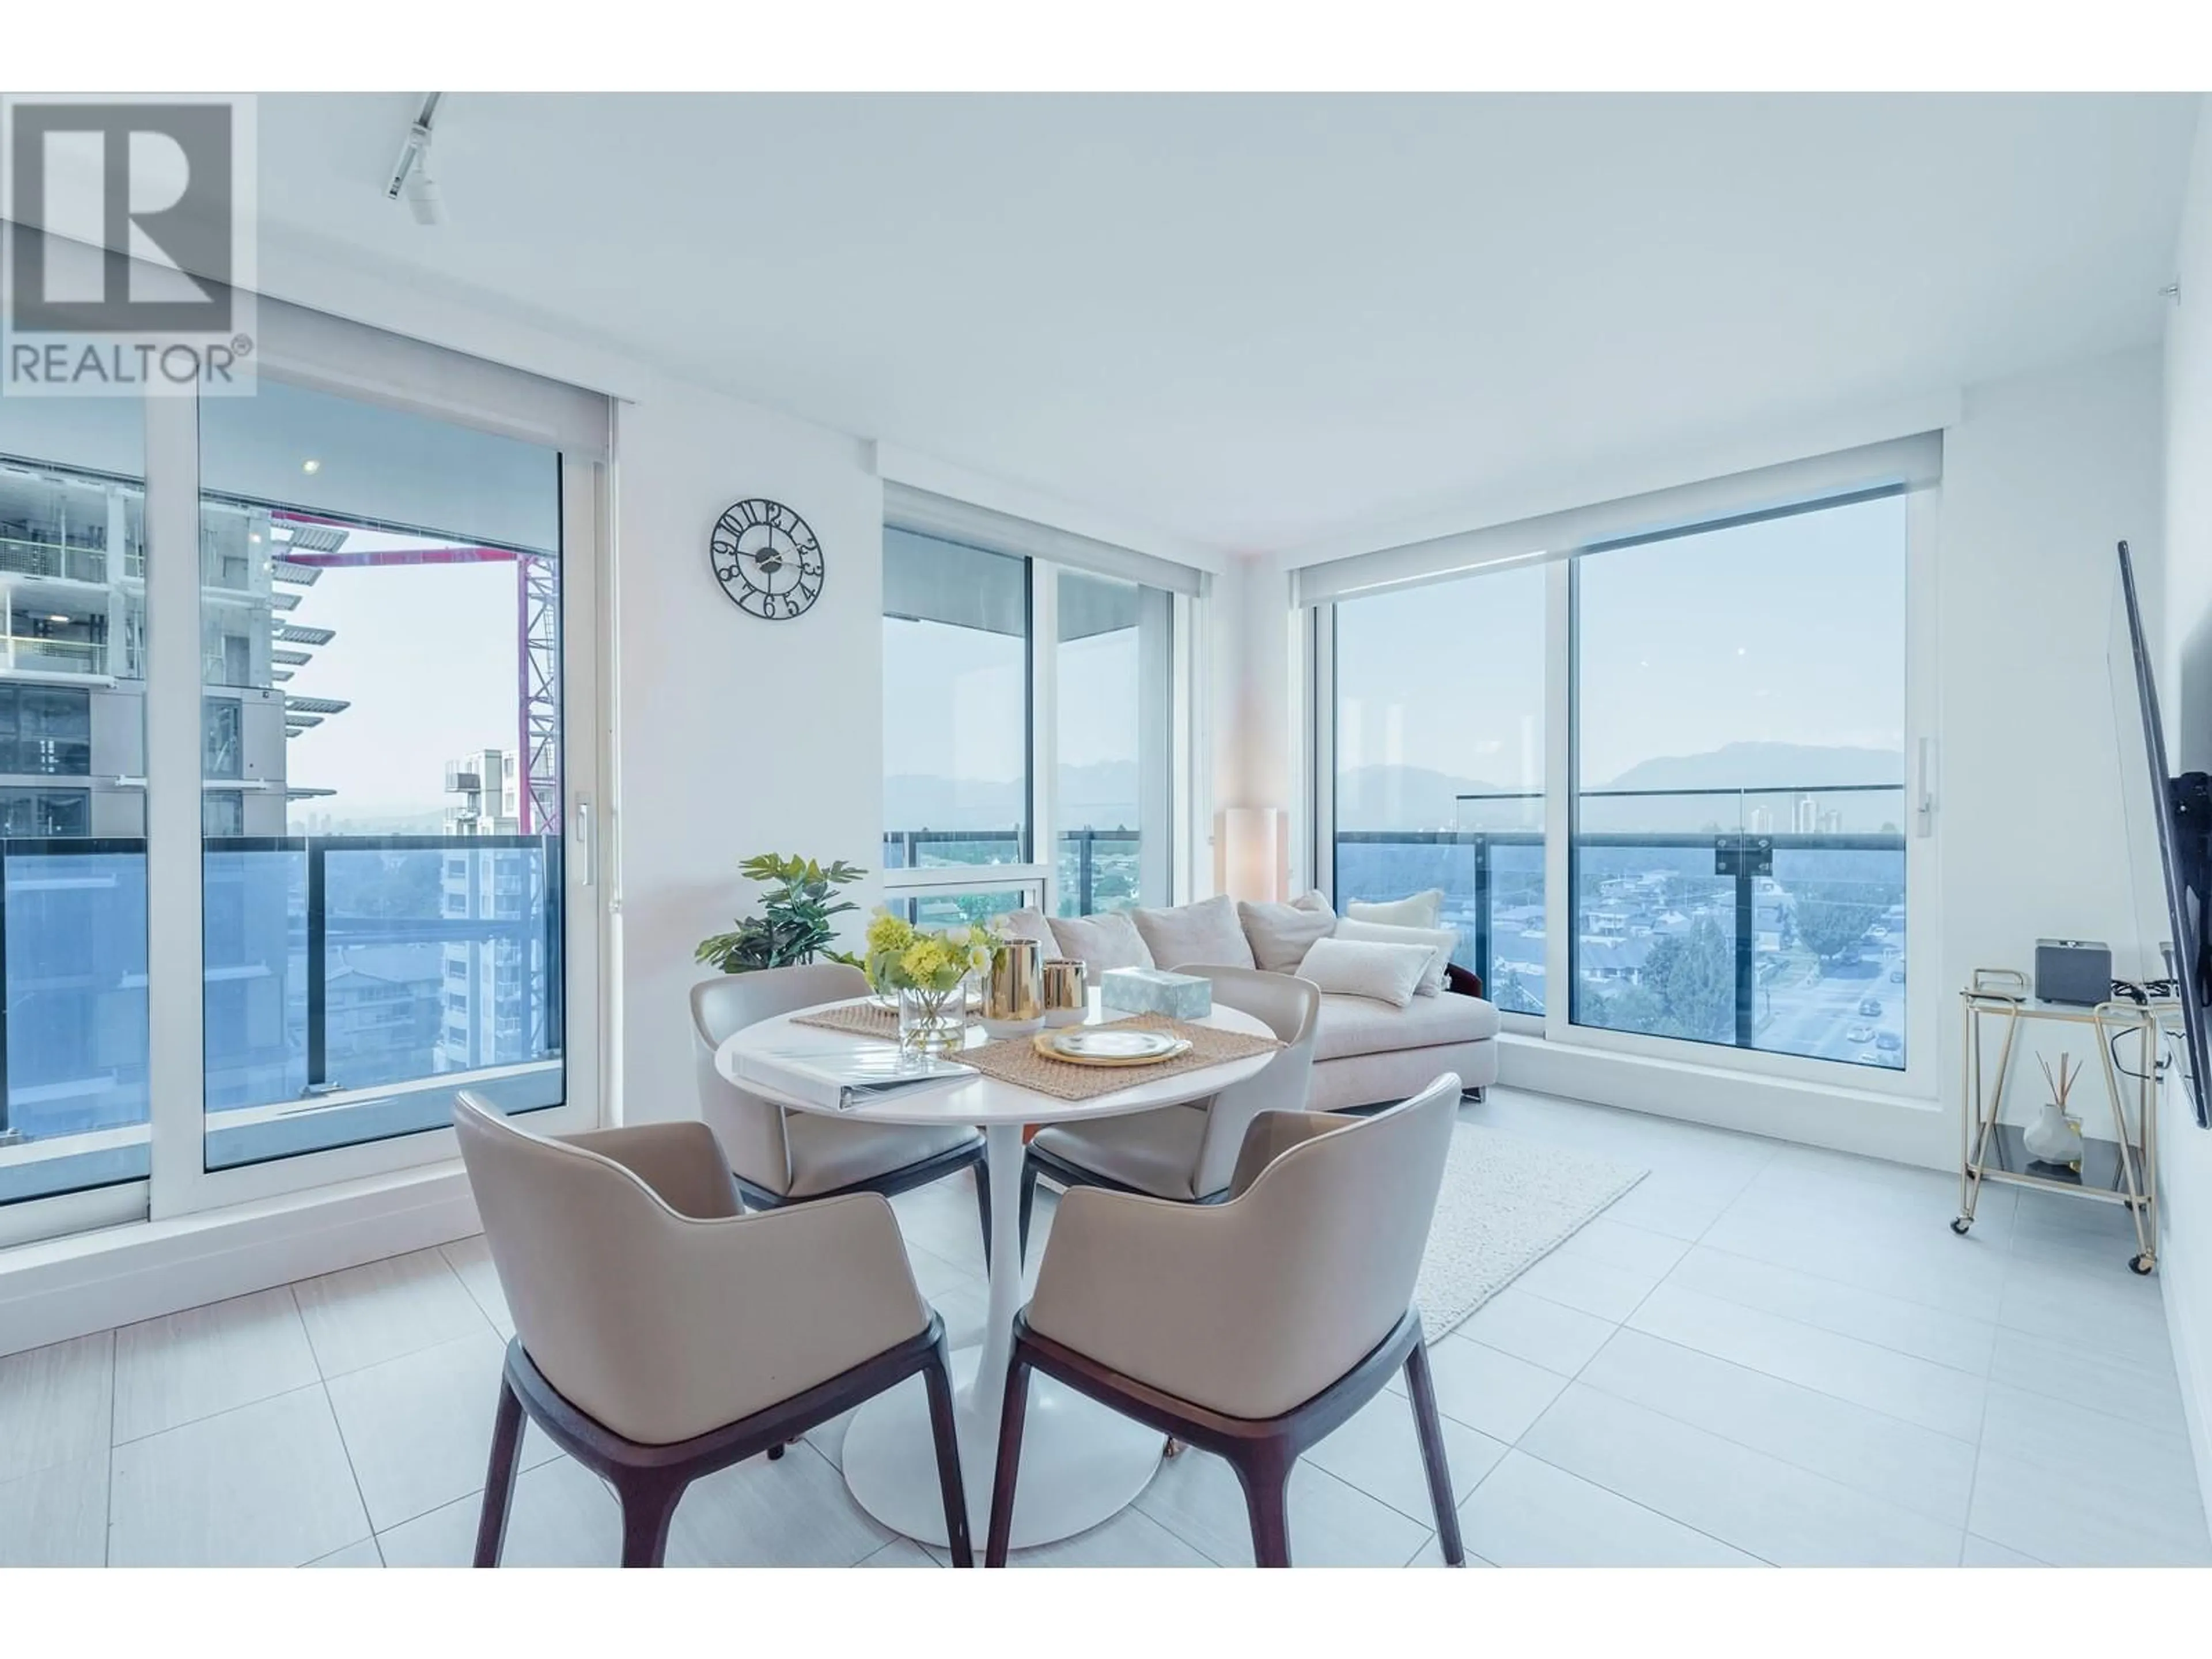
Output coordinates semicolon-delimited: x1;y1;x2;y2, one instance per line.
710;498;824;620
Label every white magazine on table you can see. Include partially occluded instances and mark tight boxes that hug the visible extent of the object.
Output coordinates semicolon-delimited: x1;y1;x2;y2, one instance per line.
731;1043;976;1112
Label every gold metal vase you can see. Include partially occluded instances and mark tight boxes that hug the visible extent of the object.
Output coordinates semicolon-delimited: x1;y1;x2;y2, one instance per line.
980;938;1046;1037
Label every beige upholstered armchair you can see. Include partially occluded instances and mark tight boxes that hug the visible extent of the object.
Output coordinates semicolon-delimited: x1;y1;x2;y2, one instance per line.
1017;964;1321;1247
986;1073;1465;1567
453;1093;971;1566
692;964;995;1259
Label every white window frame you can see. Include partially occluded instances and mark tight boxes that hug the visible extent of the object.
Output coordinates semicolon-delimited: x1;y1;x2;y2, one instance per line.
1;334;612;1246
880;493;1205;920
1306;441;1942;1099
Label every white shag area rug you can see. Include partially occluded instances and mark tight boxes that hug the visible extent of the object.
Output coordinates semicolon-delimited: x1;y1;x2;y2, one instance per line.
1414;1123;1647;1344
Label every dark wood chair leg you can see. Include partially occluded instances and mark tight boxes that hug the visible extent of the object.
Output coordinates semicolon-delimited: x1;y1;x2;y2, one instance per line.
921;1334;975;1566
472;1372;527;1567
613;1470;687;1567
1017;1157;1038;1263
973;1156;994;1271
984;1352;1035;1566
1402;1330;1465;1566
1232;1444;1296;1567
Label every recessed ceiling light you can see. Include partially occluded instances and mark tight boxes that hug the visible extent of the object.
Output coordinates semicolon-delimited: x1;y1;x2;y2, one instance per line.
302;459;321;475
48;613;69;623
248;532;261;543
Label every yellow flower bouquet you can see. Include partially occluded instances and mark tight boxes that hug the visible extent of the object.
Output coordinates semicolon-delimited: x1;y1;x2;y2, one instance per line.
864;909;1001;1053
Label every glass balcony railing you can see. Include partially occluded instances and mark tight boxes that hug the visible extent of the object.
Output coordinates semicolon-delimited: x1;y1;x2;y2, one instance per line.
880;826;1144;920
0;834;566;1196
1335;785;1909;1069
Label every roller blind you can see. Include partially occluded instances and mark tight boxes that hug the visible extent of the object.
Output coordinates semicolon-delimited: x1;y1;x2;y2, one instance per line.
253;296;612;463
1293;433;1942;607
884;482;1205;597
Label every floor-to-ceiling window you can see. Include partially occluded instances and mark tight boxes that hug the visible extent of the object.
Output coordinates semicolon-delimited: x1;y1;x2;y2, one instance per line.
881;498;1196;922
1054;570;1173;916
1309;438;1931;1084
195;378;571;1169
0;402;150;1217
0;271;607;1247
1572;490;1910;1068
1331;563;1546;1011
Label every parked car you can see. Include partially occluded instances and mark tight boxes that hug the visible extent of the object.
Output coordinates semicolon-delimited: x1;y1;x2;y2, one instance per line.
1875;1031;1902;1053
1846;1023;1874;1043
1858;997;1884;1017
1857;1049;1887;1065
1889;968;1905;983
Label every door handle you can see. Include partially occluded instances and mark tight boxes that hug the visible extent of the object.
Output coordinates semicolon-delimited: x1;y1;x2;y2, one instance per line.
574;797;594;887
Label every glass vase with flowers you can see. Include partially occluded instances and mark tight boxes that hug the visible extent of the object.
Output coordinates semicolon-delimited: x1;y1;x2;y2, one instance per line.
864;910;998;1055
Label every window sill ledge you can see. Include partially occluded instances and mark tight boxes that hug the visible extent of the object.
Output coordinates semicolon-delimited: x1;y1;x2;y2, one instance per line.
1495;1030;1949;1169
0;1159;478;1360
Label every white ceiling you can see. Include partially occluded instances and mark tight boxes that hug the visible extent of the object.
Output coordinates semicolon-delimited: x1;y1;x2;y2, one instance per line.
255;93;2200;556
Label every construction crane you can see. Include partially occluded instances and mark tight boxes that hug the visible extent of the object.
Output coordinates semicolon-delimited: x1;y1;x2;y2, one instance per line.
268;509;560;833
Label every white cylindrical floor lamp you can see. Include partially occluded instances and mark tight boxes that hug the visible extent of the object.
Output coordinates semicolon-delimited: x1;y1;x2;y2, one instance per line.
1222;806;1282;903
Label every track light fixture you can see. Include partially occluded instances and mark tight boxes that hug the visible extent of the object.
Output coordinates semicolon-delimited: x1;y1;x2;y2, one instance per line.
385;92;447;226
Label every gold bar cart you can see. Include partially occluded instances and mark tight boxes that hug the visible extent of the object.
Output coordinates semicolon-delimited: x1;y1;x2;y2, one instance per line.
1956;967;2172;1275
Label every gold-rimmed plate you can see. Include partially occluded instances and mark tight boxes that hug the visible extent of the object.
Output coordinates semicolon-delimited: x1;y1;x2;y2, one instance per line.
1032;1027;1192;1067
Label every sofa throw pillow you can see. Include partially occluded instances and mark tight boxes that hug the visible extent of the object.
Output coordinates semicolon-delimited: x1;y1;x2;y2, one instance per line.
1001;907;1061;955
1295;937;1436;1010
1237;893;1337;973
1346;888;1445;929
1047;908;1155;972
1131;893;1255;971
1333;916;1457;997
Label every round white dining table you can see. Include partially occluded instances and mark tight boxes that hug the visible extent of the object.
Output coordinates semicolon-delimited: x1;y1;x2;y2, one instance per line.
715;994;1275;1550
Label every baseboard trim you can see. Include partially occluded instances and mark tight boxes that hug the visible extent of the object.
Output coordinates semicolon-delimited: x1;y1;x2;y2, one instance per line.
0;1161;482;1359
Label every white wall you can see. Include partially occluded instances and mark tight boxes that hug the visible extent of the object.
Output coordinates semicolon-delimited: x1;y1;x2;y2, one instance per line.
2158;93;2212;1535
611;385;887;1124
1936;346;2169;1150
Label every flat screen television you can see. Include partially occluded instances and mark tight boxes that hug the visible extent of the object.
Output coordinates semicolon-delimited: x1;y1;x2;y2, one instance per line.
2113;539;2211;1129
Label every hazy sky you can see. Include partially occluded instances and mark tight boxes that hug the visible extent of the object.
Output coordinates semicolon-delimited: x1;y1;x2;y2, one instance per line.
1335;492;1909;787
281;493;1904;828
883;619;1139;774
279;535;524;823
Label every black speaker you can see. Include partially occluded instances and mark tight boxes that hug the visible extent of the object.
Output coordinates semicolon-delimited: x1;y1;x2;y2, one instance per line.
2035;938;2112;1006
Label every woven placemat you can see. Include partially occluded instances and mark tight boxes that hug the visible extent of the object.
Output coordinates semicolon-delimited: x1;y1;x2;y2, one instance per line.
963;1013;1282;1103
791;999;900;1040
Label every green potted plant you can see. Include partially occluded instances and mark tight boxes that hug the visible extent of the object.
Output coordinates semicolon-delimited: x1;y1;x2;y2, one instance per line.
695;853;867;974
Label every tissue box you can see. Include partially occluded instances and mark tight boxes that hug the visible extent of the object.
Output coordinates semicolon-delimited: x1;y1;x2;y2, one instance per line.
1099;967;1212;1021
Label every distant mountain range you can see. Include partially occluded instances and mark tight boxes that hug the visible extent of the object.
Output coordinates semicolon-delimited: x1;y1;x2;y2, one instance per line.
1336;742;1904;831
885;760;1139;836
889;743;1906;838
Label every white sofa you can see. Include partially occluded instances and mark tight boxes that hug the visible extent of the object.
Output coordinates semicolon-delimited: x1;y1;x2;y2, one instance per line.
1006;893;1499;1112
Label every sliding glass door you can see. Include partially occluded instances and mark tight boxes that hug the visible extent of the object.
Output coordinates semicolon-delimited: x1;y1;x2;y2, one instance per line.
0;399;151;1233
1;306;604;1244
193;380;575;1173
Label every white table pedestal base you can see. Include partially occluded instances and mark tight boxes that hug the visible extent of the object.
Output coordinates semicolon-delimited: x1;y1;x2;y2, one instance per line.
840;1344;1165;1550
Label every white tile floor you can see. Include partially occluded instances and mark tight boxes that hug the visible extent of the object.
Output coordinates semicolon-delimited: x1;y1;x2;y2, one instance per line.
3;1086;2206;1567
